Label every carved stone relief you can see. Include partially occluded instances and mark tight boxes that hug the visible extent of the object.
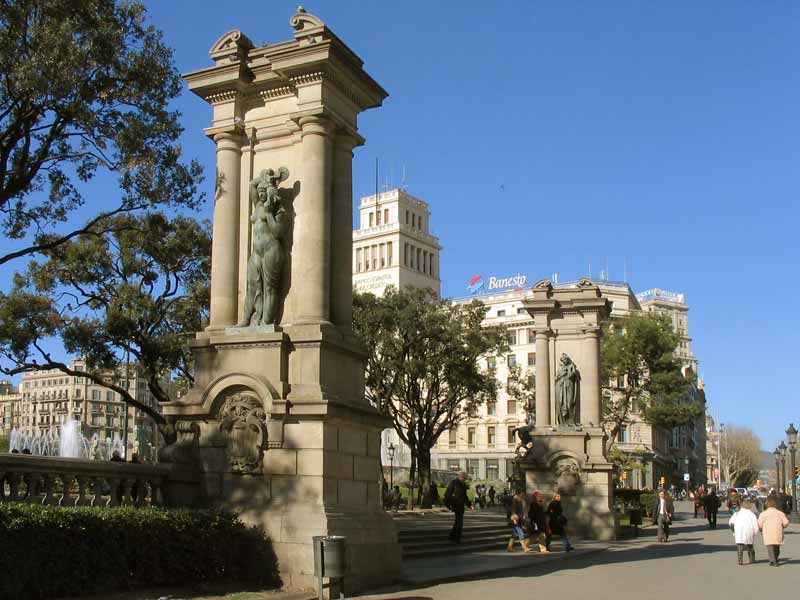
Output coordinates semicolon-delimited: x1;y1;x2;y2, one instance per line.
218;392;269;474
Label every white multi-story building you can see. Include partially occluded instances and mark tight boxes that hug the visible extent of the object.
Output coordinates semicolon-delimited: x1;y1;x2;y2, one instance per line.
352;188;441;298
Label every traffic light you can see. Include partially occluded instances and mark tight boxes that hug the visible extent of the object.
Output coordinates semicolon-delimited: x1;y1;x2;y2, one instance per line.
621;471;627;481
795;466;799;477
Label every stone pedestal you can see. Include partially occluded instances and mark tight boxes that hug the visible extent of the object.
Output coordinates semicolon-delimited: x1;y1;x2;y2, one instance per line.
160;10;399;591
520;279;617;540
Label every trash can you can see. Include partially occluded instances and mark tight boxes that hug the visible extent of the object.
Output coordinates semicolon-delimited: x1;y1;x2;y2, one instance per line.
629;508;643;526
313;535;347;600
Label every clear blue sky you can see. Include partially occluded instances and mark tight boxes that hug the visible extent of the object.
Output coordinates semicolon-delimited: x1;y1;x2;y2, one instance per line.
23;2;800;448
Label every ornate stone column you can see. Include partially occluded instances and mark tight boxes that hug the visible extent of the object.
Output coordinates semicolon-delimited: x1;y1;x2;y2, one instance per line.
535;330;551;427
331;132;357;330
209;131;245;328
294;115;332;324
581;327;601;427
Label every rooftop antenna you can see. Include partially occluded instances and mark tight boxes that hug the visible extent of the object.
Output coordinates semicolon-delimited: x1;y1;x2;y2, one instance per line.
588;260;592;279
401;163;407;190
375;156;379;224
606;256;610;281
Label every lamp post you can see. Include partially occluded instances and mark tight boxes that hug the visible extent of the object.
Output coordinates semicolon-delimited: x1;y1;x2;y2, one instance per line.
786;424;798;522
774;448;782;492
387;442;396;493
778;441;787;494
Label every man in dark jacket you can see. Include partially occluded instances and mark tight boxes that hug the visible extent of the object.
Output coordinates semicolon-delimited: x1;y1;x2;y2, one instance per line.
704;487;721;529
652;490;675;542
444;471;472;543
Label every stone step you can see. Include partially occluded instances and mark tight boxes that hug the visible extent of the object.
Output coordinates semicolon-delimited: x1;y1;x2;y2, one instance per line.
403;537;512;561
398;524;510;542
405;532;512;550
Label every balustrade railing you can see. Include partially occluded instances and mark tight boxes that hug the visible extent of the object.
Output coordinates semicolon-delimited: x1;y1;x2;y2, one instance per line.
0;454;173;508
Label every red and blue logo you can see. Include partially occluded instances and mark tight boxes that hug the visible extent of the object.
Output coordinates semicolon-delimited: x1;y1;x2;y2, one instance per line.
467;274;485;295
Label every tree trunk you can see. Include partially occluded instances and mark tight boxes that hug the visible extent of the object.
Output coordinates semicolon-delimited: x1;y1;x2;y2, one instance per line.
408;449;417;510
418;447;433;509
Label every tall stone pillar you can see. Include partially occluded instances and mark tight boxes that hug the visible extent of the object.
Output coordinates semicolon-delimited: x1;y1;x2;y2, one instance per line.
209;131;244;328
535;330;551;427
581;328;601;427
294;116;332;325
330;132;357;331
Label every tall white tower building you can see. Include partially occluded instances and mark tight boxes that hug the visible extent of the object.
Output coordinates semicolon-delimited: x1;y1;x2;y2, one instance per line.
352;188;441;298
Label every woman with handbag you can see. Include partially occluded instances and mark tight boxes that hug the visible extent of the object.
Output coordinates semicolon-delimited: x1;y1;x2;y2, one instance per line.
527;491;551;553
547;493;574;552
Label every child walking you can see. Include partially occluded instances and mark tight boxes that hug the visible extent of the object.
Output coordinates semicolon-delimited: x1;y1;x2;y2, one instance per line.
728;499;758;565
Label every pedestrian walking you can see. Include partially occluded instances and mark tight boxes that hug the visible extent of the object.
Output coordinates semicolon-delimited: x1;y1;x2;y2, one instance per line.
729;499;758;565
527;491;551;553
444;472;472;543
546;493;574;551
694;487;705;518
429;481;440;507
488;485;496;506
507;491;532;552
704;487;720;529
652;490;674;543
758;494;789;566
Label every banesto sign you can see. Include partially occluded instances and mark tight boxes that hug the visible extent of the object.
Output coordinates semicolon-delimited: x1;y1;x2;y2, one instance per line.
467;273;528;295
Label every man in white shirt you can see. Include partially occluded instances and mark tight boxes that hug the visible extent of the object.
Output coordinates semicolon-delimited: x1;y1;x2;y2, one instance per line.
652;490;675;543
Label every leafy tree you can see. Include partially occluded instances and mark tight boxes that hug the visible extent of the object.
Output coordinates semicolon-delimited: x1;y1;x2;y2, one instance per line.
721;425;762;487
505;363;535;423
0;213;210;444
353;287;507;508
0;0;202;266
601;312;700;454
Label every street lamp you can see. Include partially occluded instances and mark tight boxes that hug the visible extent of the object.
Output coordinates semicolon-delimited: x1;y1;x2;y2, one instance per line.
778;441;787;494
387;442;396;495
786;424;798;522
774;448;782;492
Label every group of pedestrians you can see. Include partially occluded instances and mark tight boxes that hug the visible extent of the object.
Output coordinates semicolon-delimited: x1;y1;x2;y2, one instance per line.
727;493;789;567
508;489;573;553
444;472;573;553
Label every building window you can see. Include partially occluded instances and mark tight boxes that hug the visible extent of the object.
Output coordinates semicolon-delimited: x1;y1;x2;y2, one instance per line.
507;354;517;368
430;254;435;277
497;310;506;317
449;428;457;448
74;388;81;398
507;425;516;447
527;329;536;344
527;352;535;367
507;399;517;414
106;391;113;402
376;210;381;225
619;426;628;443
369;212;374;227
405;210;409;224
403;243;408;266
447;459;461;472
517;307;526;315
487;426;496;447
416;248;421;271
507;330;517;345
91;390;100;400
487;402;496;416
384;208;389;224
387;242;393;266
486;459;499;481
467;459;479;479
468;427;476;447
487;357;496;371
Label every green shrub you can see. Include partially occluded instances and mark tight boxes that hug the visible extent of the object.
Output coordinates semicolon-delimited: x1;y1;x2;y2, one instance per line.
0;504;280;600
640;492;656;517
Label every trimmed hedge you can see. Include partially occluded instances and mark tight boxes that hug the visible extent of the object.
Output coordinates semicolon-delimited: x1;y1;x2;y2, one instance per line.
0;504;280;600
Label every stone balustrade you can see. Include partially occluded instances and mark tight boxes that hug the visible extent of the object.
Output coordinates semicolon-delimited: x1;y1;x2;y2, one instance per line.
0;454;182;508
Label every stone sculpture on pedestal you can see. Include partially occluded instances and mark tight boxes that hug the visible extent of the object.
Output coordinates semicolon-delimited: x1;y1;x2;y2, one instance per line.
555;353;580;427
237;168;290;328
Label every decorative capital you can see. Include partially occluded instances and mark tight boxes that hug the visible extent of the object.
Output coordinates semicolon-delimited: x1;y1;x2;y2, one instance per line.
533;278;553;291
291;7;326;43
209;29;254;64
576;278;597;289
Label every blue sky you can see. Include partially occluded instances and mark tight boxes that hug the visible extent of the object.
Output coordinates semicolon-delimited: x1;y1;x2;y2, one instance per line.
6;2;800;449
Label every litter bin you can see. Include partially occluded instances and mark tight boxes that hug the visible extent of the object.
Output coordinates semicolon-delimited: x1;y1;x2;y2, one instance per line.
313;535;347;600
629;508;642;537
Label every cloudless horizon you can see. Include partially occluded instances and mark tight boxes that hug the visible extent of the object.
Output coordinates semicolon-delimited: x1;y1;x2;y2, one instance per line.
4;2;799;450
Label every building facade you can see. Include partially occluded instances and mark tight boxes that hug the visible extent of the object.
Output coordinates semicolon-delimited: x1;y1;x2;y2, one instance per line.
431;279;706;489
16;359;163;458
0;380;21;437
353;188;441;298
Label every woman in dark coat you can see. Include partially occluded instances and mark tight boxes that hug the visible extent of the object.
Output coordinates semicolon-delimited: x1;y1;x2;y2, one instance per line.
527;491;550;553
547;493;574;551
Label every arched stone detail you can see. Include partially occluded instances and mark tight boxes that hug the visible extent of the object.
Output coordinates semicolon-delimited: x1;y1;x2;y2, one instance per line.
201;372;277;417
545;450;582;495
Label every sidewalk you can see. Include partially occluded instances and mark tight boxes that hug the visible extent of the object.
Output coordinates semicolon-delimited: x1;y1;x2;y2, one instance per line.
397;540;610;587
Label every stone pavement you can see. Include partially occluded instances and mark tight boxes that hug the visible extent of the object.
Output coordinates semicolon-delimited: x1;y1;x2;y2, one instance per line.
360;501;800;600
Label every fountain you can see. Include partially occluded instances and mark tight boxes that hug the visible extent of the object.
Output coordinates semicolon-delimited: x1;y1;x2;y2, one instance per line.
59;420;90;458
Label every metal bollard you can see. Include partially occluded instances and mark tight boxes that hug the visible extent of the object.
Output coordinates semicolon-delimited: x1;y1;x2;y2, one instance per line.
313;535;348;600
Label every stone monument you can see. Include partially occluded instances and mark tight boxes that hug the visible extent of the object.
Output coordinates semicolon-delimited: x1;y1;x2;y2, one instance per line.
518;278;616;540
158;9;400;590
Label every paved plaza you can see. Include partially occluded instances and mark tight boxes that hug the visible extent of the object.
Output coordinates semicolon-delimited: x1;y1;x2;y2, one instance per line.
361;502;797;600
